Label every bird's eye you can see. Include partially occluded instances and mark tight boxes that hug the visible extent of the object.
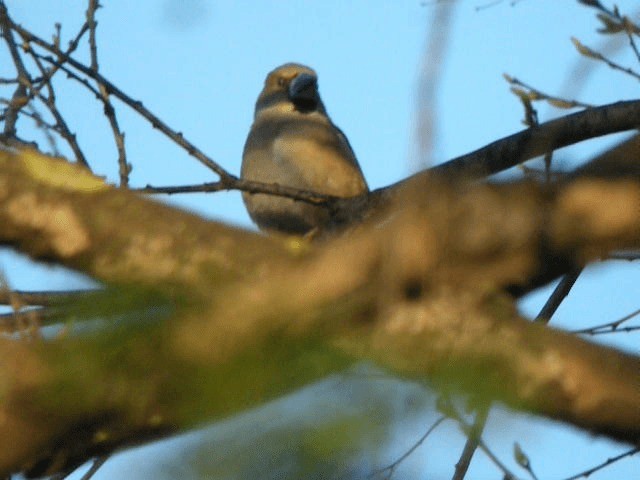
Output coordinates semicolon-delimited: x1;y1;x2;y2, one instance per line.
277;77;286;87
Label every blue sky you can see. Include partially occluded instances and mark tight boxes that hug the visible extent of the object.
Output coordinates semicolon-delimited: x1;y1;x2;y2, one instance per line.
2;1;639;479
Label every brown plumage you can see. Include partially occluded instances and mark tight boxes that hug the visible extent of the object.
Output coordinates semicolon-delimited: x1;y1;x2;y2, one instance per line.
241;63;368;235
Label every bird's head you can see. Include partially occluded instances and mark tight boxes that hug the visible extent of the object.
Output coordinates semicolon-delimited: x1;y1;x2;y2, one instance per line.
255;63;327;116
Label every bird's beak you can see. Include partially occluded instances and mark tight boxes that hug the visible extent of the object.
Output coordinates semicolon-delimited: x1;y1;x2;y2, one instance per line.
288;73;318;104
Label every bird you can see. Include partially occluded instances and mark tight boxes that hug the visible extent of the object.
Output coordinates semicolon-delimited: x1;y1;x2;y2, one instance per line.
241;63;368;236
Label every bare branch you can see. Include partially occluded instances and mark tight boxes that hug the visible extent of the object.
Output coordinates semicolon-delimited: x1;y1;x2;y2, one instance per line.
368;416;447;479
9;19;232;180
570;308;640;335
505;74;595;110
27;51;89;166
441;400;517;480
535;269;583;324
560;447;639;480
451;408;489;480
423;100;640;179
571;37;640;81
85;0;129;186
0;1;31;137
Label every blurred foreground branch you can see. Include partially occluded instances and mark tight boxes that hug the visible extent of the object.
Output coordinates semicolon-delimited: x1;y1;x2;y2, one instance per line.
0;148;638;476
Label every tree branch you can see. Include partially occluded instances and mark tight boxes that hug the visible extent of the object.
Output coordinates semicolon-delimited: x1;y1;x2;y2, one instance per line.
427;100;640;179
8;19;232;181
0;149;638;476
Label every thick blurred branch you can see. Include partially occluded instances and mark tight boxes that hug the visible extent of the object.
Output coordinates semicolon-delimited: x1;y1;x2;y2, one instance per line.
0;149;638;476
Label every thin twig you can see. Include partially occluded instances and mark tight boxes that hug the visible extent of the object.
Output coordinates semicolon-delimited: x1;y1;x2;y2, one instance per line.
436;397;519;480
577;0;640;64
560;447;639;480
572;37;640;81
505;75;594;110
10;20;232;180
87;0;100;72
31;50;101;98
535;268;583;324
23;103;60;154
86;0;129;187
0;0;31;137
368;416;447;479
2;8;91;164
570;308;640;335
24;22;90;105
624;20;640;63
27;50;89;166
141;178;336;204
507;76;563;184
451;408;489;480
1;1;89;141
0;76;18;84
79;455;109;480
460;419;517;478
575;325;640;335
